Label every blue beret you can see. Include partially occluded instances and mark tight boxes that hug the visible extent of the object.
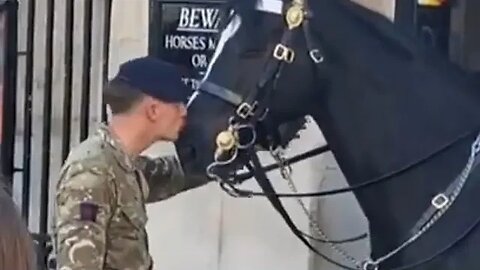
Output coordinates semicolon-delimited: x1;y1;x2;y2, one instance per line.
113;56;191;104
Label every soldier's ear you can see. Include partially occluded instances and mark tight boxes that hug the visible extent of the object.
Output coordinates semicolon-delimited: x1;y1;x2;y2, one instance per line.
144;97;163;122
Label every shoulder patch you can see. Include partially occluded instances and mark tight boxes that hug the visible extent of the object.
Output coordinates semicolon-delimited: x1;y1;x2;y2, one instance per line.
79;202;99;222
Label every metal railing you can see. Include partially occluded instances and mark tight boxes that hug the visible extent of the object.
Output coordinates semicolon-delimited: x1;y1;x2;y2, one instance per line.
1;0;18;193
1;0;112;269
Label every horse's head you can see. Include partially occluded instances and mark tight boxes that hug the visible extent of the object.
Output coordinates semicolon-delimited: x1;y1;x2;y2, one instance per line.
176;0;321;178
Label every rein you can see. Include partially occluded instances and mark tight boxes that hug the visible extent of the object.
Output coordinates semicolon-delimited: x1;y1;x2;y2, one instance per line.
193;0;480;269
234;143;330;181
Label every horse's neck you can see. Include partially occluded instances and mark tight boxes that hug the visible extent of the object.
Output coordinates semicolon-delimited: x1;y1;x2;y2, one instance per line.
303;0;480;264
308;0;480;184
309;81;480;184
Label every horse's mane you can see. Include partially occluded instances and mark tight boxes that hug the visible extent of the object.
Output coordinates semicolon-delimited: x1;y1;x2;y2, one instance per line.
307;0;479;94
222;0;417;57
218;0;477;96
315;0;419;58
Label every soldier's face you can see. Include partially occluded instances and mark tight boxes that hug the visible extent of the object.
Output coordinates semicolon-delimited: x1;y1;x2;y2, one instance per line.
145;97;187;141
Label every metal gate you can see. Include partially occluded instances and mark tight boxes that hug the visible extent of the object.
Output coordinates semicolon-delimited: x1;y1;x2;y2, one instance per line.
1;0;113;269
1;0;16;188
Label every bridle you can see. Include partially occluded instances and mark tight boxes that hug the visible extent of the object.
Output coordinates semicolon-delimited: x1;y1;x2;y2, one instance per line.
201;0;326;193
190;0;480;269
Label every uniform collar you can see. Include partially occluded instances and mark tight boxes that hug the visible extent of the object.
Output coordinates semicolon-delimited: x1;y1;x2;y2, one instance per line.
96;123;136;172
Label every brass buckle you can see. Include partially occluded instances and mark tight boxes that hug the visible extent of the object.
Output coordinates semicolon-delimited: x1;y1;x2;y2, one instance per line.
236;102;256;119
273;44;295;63
362;261;378;270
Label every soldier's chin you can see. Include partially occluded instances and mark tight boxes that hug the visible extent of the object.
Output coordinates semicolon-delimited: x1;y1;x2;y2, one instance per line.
163;132;179;142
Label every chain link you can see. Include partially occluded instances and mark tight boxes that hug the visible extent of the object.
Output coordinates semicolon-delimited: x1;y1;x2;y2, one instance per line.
270;149;363;269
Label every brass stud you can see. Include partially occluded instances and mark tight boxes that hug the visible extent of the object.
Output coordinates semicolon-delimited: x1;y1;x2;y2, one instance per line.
216;130;236;151
285;5;304;29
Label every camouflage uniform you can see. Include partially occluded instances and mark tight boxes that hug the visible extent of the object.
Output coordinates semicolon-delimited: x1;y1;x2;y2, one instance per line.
53;124;208;270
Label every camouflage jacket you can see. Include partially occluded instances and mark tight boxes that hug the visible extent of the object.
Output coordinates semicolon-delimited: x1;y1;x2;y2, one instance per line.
53;125;209;270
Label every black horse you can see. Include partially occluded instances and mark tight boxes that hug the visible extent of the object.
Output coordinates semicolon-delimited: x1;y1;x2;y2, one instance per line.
175;0;480;269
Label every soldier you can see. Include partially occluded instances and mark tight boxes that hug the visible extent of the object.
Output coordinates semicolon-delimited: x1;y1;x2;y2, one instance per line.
53;56;211;270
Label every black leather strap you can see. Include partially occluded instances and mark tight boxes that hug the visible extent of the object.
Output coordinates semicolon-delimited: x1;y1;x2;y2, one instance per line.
257;29;293;90
235;144;330;181
200;80;243;106
408;155;480;237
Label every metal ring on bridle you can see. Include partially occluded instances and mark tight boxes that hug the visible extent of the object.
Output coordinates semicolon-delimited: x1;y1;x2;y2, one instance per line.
309;49;324;63
208;147;240;179
362;260;378;270
234;123;257;149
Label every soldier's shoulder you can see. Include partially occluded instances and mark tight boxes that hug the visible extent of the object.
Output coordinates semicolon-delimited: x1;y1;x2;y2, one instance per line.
58;136;117;189
65;135;113;165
